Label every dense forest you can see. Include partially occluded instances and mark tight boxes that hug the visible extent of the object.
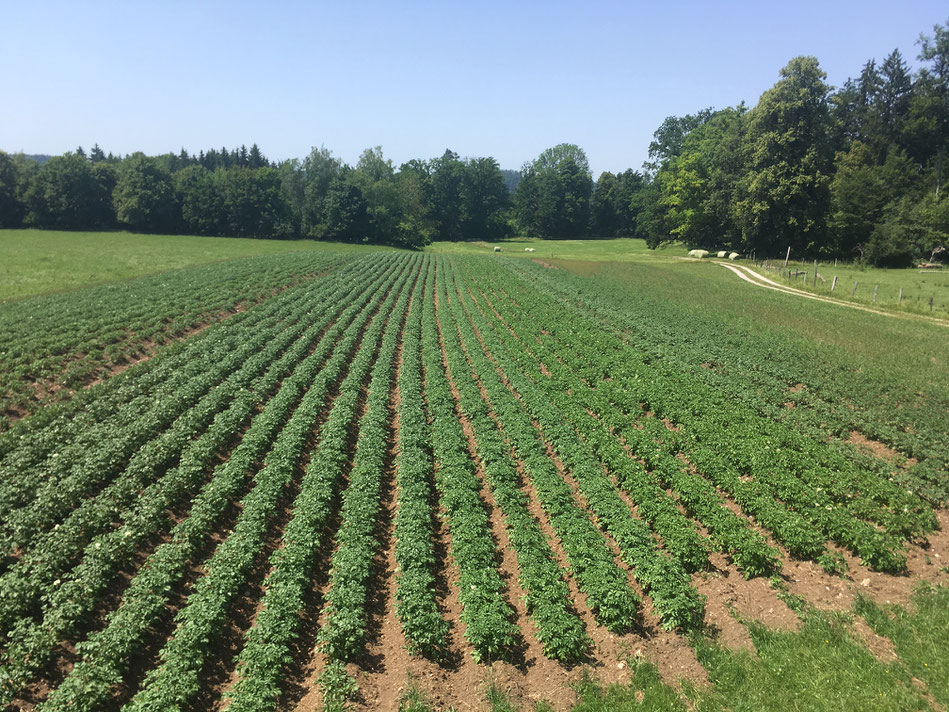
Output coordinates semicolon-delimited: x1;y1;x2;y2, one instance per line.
0;20;946;264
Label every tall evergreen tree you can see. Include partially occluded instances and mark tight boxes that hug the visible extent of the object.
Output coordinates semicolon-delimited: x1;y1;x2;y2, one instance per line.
876;49;914;154
0;151;24;227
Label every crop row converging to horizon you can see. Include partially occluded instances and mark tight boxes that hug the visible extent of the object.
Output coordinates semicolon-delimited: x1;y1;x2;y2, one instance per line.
0;249;946;710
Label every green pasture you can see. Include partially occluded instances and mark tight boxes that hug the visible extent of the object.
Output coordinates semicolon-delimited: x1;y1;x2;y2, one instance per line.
430;237;948;318
589;258;948;390
747;258;949;317
5;230;945;320
0;229;392;302
426;236;685;263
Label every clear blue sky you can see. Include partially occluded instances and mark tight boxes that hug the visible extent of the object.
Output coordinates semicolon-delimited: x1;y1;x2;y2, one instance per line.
1;1;946;176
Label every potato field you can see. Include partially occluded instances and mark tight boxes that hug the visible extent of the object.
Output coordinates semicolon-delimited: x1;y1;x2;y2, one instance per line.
0;251;946;711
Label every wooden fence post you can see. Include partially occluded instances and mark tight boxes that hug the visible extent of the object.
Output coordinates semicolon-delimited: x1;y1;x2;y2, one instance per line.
873;285;878;302
783;246;791;268
813;259;818;287
831;275;838;291
852;281;858;297
898;287;903;304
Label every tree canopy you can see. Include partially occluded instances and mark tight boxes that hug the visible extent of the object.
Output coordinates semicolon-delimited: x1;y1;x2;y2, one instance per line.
2;19;948;264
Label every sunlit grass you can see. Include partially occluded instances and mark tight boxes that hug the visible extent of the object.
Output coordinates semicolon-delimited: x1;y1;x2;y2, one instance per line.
426;236;685;263
856;584;949;708
0;229;393;301
748;258;949;317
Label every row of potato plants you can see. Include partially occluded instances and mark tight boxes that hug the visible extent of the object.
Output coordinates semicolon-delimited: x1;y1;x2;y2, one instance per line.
312;260;421;709
467;277;715;574
0;253;366;501
441;259;704;631
3;255;344;378
391;265;451;659
0;308;252;496
28;260;407;712
0;273;328;550
450;295;643;635
1;252;348;420
0;260;382;665
0;318;300;629
473;266;863;570
443;270;646;628
0;258;392;703
474;275;840;570
437;271;592;663
0;329;230;526
553;330;907;572
1;252;337;370
225;256;417;711
490;260;911;573
419;260;520;662
119;258;415;712
0;266;352;596
451;265;705;619
521;259;949;505
460;270;709;571
509;259;942;524
462;265;792;578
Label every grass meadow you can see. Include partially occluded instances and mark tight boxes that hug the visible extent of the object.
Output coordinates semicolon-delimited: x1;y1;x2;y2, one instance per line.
0;229;392;302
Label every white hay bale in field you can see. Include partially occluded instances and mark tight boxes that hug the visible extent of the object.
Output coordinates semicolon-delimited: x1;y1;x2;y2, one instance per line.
688;249;709;259
717;250;728;258
494;246;501;252
729;252;739;260
525;247;536;252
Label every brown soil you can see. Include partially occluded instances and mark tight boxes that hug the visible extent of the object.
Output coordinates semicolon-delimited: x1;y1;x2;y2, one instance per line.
3;307;242;426
845;430;918;467
692;553;800;653
531;259;559;270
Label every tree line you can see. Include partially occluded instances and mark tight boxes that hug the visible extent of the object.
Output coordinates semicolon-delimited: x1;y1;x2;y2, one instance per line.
0;20;946;263
637;20;949;266
0;144;517;249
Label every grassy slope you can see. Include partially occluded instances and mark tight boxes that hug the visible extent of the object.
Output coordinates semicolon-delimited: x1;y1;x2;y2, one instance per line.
426;236;685;263
748;258;949;317
0;229;394;302
587;258;948;396
428;236;949;317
